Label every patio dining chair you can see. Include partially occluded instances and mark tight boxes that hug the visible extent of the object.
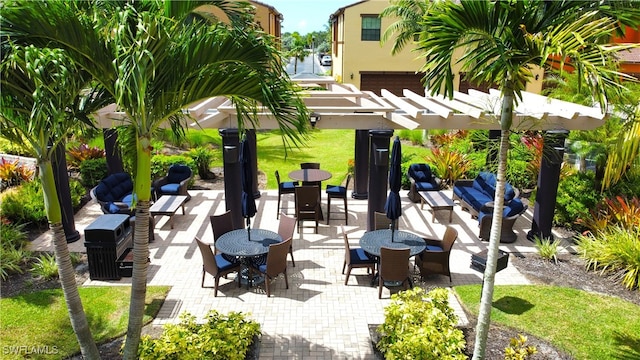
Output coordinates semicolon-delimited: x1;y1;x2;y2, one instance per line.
326;174;351;225
195;237;241;297
374;211;392;230
250;238;291;297
378;246;412;299
278;212;297;267
210;210;239;261
275;170;298;219
415;226;458;282
295;185;321;233
341;226;376;285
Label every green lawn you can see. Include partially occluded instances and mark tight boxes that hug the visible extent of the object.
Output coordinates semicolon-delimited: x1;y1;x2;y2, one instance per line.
454;284;640;359
253;129;430;189
0;286;169;359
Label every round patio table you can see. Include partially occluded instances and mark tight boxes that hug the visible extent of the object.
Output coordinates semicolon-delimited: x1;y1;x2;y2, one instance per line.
215;229;282;288
288;169;332;183
359;229;426;257
215;229;282;257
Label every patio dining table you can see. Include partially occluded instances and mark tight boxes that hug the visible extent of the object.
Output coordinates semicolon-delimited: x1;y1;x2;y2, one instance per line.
215;228;282;288
359;229;426;285
359;229;426;257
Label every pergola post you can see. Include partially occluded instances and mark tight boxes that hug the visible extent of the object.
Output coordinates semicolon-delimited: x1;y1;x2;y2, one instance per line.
103;128;124;175
219;128;243;229
352;130;369;200
52;141;80;243
527;130;569;241
367;129;393;231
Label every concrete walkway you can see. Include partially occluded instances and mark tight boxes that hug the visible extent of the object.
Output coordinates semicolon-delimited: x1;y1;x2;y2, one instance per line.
31;189;536;359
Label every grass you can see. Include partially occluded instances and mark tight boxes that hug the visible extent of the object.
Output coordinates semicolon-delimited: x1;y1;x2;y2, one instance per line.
0;286;170;359
454;284;640;359
253;129;431;189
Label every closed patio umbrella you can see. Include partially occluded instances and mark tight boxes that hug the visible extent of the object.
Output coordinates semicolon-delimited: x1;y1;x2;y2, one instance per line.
240;136;257;240
385;136;402;242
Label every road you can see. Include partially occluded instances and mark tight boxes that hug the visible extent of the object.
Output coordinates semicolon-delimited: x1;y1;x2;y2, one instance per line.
285;52;330;76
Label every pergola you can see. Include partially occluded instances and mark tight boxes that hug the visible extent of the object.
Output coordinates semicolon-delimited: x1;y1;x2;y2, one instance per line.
94;75;606;238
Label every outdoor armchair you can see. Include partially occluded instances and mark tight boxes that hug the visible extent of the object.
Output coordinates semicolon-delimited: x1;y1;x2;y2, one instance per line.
407;163;442;203
153;164;192;201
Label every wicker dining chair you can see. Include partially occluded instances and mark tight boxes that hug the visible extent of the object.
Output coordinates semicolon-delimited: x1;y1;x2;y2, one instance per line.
278;212;297;267
415;226;458;282
378;246;412;299
341;226;376;285
195;237;241;297
250;238;291;297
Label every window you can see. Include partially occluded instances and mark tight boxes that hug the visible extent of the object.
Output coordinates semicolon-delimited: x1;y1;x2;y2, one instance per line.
361;15;380;41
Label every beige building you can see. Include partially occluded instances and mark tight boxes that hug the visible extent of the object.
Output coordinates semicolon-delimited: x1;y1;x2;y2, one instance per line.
197;0;282;38
329;0;543;96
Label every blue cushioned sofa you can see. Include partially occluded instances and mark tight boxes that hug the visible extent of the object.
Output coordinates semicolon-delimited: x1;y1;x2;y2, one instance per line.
453;172;526;243
91;172;135;215
407;163;443;203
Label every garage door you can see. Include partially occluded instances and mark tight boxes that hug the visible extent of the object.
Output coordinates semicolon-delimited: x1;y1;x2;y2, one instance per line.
360;72;424;97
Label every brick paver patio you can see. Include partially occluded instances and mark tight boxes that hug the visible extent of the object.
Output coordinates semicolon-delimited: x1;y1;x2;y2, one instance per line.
32;189;539;359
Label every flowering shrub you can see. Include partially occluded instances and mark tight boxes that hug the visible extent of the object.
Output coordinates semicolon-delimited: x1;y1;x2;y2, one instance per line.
0;157;34;191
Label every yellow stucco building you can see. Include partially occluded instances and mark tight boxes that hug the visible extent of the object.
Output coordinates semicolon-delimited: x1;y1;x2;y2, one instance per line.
329;0;543;96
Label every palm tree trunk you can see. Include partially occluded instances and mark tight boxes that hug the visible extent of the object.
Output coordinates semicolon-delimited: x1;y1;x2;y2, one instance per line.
123;141;152;359
41;162;99;359
472;89;513;360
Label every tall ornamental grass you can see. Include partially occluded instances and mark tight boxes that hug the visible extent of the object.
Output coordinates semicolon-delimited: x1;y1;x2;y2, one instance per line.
576;226;640;290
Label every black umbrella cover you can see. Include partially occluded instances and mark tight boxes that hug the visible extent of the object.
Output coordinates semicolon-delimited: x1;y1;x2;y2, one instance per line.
384;136;402;223
240;137;257;220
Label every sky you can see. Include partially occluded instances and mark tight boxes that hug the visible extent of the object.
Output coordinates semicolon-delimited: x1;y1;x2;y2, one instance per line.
257;0;356;34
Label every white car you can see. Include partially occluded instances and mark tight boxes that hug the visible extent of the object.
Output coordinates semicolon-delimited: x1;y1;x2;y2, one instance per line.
321;55;332;66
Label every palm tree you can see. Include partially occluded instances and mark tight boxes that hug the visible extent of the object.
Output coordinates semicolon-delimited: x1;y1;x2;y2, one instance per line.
2;1;309;358
1;45;110;359
392;1;640;358
380;0;430;55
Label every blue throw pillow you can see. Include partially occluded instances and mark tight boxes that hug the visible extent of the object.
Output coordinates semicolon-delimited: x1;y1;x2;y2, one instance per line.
108;202;121;214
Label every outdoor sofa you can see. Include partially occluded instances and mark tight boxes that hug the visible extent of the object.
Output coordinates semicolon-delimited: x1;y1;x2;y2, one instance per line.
452;172;526;243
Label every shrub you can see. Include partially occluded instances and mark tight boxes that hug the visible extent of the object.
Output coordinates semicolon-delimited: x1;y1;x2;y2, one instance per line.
534;237;562;264
187;146;216;179
377;287;466;359
0;157;35;191
0;220;31;280
576;226;640;290
79;157;109;188
577;196;640;234
137;310;261;360
554;171;602;231
66;144;105;169
504;334;538;360
506;159;535;190
0;179;85;225
0;181;47;225
425;147;472;187
30;253;59;280
0;137;33;156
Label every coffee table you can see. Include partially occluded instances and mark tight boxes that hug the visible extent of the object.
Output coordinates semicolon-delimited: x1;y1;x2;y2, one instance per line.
149;195;187;229
418;191;455;223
